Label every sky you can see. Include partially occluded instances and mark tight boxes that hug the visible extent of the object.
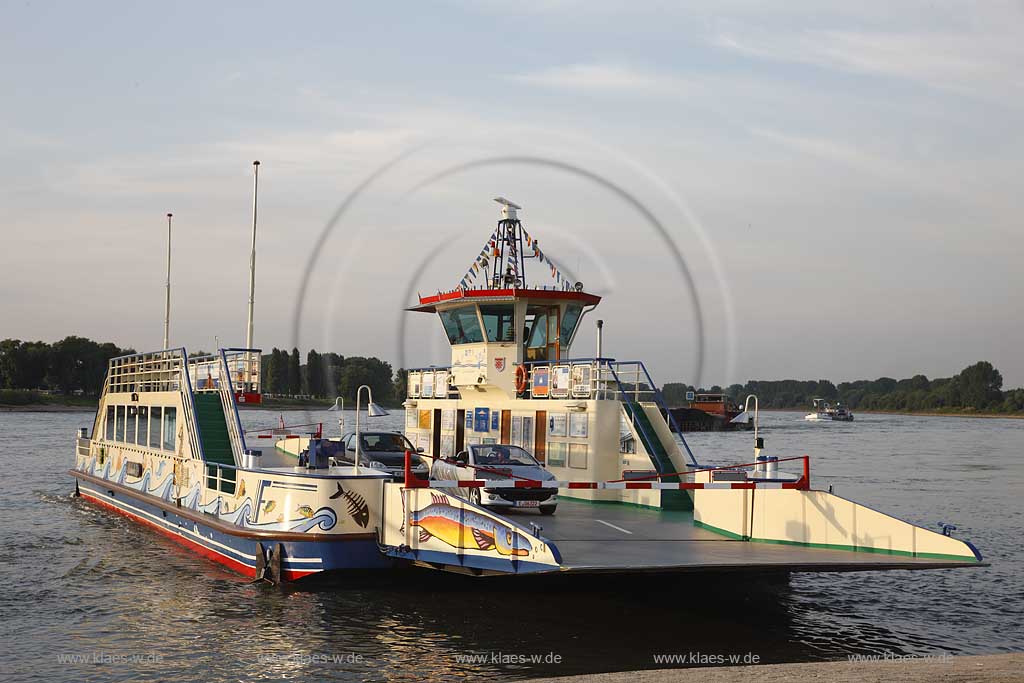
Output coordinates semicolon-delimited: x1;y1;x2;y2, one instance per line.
2;1;1022;388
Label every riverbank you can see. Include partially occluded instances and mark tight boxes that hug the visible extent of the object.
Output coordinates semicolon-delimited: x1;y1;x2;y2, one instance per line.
1;403;96;413
0;395;399;413
522;652;1022;683
757;407;1024;419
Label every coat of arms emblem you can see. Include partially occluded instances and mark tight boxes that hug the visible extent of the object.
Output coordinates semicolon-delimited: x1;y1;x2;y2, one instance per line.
494;357;506;372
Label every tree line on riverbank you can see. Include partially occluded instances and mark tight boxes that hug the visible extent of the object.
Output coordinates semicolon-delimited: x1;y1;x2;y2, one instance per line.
0;337;400;407
260;348;398;404
663;361;1024;414
0;337;135;398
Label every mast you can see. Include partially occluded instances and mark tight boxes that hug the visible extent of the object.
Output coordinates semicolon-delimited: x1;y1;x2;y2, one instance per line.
163;213;172;349
491;197;527;289
245;160;260;351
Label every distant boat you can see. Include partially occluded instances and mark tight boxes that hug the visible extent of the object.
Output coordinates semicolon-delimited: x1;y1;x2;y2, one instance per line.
805;398;854;422
669;393;753;432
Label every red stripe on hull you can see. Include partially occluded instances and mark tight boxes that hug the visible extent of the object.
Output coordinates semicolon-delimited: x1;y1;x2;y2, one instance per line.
79;492;318;581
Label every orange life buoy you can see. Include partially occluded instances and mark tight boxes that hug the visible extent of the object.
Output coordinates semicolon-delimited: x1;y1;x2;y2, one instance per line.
514;365;529;394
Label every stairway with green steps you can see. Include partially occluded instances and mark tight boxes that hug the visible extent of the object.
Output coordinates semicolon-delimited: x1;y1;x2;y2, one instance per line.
192;392;236;467
623;401;692;510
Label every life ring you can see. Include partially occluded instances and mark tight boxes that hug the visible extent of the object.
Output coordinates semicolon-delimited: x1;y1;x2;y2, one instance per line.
514;365;529;394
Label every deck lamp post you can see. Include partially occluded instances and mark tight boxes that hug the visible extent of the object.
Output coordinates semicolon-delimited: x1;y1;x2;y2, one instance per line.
327;396;345;437
354;385;389;474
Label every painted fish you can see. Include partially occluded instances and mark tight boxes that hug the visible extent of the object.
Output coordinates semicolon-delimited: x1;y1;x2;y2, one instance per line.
235;480;246;498
409;494;533;557
330;483;370;528
262;500;276;514
296;505;315;519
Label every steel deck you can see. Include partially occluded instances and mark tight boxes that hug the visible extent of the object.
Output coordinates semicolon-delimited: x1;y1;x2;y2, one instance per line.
513;500;983;574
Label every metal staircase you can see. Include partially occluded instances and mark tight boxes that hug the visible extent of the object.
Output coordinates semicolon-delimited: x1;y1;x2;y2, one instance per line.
602;361;699;509
603;360;698;467
192;393;235;467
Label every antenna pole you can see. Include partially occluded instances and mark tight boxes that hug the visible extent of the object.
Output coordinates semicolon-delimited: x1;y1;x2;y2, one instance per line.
163;213;172;349
245;161;260;351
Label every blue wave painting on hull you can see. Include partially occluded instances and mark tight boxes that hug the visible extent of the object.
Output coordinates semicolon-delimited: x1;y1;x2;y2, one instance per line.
79;456;338;534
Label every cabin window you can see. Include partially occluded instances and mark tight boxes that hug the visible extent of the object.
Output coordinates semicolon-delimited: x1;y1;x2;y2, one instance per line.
162;407;177;451
149;407;162;449
438;306;483;344
560;303;583;348
126;405;137;444
524;305;560;361
525;307;548;349
479;304;515;342
137;406;149;446
115;405;126;441
105;406;115;441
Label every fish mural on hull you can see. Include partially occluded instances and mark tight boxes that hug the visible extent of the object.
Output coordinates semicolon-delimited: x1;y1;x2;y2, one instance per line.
330;483;370;528
409;493;533;557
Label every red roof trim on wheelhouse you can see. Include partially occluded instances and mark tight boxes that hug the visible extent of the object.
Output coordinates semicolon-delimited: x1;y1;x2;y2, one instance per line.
409;288;601;313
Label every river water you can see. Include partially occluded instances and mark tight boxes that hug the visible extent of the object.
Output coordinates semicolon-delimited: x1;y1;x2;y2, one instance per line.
1;409;1021;682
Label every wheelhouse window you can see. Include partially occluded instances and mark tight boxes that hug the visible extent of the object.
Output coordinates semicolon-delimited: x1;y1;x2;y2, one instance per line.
137;406;149;446
115;405;125;441
149;407;162;449
480;304;515;342
525;307;548;349
560;303;583;348
438;306;484;344
162;407;177;451
105;406;115;440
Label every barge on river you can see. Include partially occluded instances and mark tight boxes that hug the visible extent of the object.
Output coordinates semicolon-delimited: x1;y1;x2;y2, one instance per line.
70;198;982;582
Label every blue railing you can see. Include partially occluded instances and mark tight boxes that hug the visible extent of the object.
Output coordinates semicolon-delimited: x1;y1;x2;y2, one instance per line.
613;360;698;466
406;355;699;467
219;349;251;456
180;348;205;464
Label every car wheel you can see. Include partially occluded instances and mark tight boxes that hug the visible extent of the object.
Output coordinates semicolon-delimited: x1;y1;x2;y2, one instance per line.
469;488;482;507
539;505;556;516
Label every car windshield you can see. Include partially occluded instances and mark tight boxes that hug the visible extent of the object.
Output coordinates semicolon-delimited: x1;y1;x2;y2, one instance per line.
470;444;539;467
361;433;413;452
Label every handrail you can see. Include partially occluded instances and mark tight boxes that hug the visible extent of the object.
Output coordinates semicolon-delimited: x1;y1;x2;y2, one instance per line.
603;363;678;479
608;455;811;490
180;348;205;462
403;355;700;467
630;360;698;465
218;349;247;463
246;421;323;435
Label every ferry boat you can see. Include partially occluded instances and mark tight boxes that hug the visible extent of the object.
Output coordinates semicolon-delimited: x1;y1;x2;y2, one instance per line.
70;195;982;583
805;398;855;422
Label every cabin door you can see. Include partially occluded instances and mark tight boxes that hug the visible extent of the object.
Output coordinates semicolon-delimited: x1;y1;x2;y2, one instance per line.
455;409;466;453
500;410;511;442
534;410;547;463
524;305;562;362
546;308;560;361
431;409;442;458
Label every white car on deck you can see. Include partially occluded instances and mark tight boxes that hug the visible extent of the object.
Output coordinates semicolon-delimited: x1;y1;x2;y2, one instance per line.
430;444;557;515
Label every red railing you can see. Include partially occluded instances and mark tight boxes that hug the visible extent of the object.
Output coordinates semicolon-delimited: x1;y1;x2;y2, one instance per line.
246;421;323;439
403;451;811;491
